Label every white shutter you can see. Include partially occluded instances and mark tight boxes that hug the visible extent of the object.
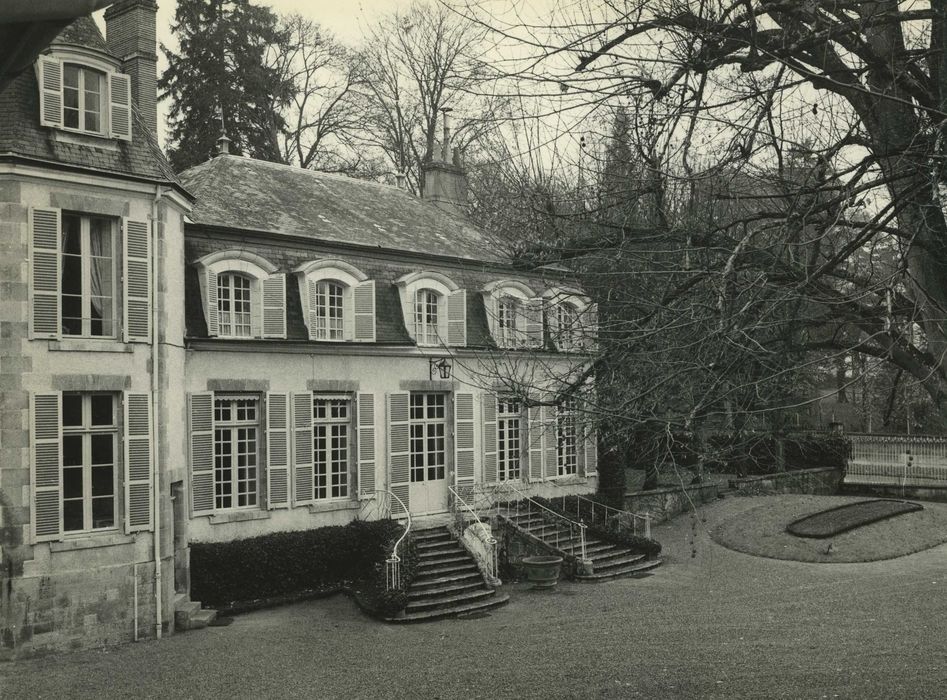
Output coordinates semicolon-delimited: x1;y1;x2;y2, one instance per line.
188;392;215;515
527;404;543;483
307;279;318;340
124;392;153;532
581;303;598;351
266;393;290;508
454;393;475;487
205;269;219;336
108;72;132;141
353;280;376;342
388;392;411;516
31;392;62;542
524;298;544;348
37;56;62;128
447;289;466;346
585;424;599;477
357;393;377;498
292;391;314;506
482;394;498;485
29;207;61;339
544;403;558;480
123;218;151;343
262;273;287;339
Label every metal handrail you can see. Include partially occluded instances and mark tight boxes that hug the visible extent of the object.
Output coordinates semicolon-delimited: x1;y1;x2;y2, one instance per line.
500;482;587;561
359;490;412;591
561;494;652;539
448;485;498;579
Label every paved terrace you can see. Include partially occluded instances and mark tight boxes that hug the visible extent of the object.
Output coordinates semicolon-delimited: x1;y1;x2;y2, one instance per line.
5;496;946;699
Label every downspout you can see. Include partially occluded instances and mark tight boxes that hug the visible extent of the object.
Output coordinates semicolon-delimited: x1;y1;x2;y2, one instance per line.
151;185;164;639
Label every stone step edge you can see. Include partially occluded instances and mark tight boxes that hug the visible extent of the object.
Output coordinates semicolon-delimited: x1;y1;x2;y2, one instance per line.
386;593;510;623
405;588;496;612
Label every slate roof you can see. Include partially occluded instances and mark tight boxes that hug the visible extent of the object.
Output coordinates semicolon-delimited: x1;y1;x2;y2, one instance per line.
0;18;184;190
178;155;506;264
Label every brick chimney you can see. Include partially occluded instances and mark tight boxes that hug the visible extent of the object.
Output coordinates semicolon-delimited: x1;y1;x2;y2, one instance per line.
422;111;468;216
104;0;158;136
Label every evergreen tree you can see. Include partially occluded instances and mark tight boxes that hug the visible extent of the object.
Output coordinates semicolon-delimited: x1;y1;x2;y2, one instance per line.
159;0;290;171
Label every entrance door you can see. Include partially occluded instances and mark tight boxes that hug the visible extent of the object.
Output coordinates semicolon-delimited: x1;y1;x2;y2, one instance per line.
408;393;449;515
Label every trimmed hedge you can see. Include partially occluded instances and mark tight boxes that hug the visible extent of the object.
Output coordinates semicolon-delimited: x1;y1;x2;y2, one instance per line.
191;519;402;609
351;535;419;619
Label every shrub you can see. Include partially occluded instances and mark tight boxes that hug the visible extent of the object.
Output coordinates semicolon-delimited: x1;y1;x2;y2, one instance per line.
190;519;402;609
352;535;418;619
706;433;850;476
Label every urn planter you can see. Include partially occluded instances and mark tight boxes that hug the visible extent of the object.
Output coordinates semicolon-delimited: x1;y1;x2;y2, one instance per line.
521;555;563;589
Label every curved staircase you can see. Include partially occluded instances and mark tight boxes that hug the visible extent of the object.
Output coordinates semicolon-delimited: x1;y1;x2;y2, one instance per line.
506;511;662;582
388;526;509;623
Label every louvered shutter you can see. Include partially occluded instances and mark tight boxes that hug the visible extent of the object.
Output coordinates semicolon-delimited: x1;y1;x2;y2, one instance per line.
292;392;314;506
581;303;598;351
482;394;498;485
188;392;215;515
527;404;543;482
388;392;411;516
29;207;61;339
37;56;62;127
524;298;544;348
357;393;376;498
353;280;376;342
124;392;153;532
204;269;219;336
447;289;466;346
31;392;62;542
585;425;599;477
543;404;558;480
108;72;132;141
123;218;151;343
266;393;290;508
547;301;561;349
485;292;498;343
307;279;318;340
262;273;287;339
454;393;475;487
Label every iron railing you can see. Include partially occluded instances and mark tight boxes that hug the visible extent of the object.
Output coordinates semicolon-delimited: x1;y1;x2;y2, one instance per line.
358;490;412;591
556;493;652;539
448;485;498;580
496;483;588;561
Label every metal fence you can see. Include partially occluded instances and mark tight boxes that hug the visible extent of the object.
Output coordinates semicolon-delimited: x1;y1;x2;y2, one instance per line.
846;434;947;488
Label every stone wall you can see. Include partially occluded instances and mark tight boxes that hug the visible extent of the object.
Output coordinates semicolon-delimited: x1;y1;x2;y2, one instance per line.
729;467;843;496
496;515;578;581
622;483;720;522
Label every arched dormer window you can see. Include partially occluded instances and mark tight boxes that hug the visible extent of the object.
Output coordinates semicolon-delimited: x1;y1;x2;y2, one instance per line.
36;49;132;141
295;260;375;343
544;287;594;352
195;251;286;339
396;272;466;347
483;280;541;349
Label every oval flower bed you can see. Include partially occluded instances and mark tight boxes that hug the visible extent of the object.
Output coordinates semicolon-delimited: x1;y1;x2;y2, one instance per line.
786;499;923;539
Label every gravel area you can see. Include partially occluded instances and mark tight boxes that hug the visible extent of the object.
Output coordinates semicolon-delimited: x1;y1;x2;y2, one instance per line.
712;494;947;562
5;496;947;699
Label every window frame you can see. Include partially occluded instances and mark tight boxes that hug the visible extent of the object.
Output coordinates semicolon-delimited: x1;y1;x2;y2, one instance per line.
195;251;279;340
61;392;119;534
396;272;459;347
62;62;106;135
312;394;354;501
295;260;371;343
409;392;447;483
217;271;254;338
414;288;443;347
497;397;523;482
556;397;579;476
483;280;537;349
60;211;118;339
213;394;261;510
313;279;346;341
543;287;591;352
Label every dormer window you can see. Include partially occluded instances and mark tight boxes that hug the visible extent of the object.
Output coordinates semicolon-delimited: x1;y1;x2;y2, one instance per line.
415;289;441;346
396;272;467;348
314;281;345;340
295;260;376;343
63;64;105;134
556;301;579;350
37;54;132;141
543;287;595;352
483;280;541;349
217;273;253;338
195;251;287;340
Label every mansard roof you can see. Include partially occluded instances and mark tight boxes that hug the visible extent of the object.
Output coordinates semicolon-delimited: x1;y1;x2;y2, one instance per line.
178;154;506;264
0;18;184;190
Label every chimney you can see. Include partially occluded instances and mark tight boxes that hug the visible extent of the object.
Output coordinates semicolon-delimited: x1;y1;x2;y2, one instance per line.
422;110;468;216
104;0;158;136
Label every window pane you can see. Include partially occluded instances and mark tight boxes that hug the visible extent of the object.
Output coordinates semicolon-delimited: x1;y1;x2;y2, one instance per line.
90;394;113;426
91;497;114;529
91;433;113;465
91;465;114;496
63;465;83;498
62;394;83;427
62;214;81;253
63;500;84;532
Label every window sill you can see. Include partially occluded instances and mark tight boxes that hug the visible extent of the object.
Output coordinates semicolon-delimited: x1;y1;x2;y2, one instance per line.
52;128;121;150
49;532;134;552
209;510;271;524
551;475;588;486
308;499;360;514
48;339;132;353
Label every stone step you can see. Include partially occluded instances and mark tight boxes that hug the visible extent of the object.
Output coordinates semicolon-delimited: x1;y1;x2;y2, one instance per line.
576;558;663;583
417;554;470;567
410;571;484;589
413;528;452;541
405;587;496;613
590;551;646;568
407;579;485;599
187;608;218;630
415;561;480;577
388;593;510;623
416;539;459;551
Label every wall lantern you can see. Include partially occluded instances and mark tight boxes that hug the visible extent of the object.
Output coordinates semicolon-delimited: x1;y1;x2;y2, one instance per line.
429;357;452;380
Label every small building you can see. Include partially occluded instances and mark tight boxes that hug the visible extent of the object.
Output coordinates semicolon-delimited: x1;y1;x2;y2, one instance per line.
0;4;598;659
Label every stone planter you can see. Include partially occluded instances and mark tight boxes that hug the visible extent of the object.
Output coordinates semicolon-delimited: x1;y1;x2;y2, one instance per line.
521;555;563;589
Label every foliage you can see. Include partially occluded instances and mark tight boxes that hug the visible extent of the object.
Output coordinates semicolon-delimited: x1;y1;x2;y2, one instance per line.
352;535;418;619
706;433;850;476
160;0;291;171
190;519;401;609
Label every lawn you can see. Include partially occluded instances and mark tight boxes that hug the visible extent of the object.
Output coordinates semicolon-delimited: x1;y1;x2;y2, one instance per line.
711;494;947;562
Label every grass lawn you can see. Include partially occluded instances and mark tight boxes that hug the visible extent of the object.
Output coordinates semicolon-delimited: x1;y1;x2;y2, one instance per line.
711;494;947;563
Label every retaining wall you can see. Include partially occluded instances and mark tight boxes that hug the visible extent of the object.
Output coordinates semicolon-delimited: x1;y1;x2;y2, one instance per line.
622;483;720;522
729;467;843;496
